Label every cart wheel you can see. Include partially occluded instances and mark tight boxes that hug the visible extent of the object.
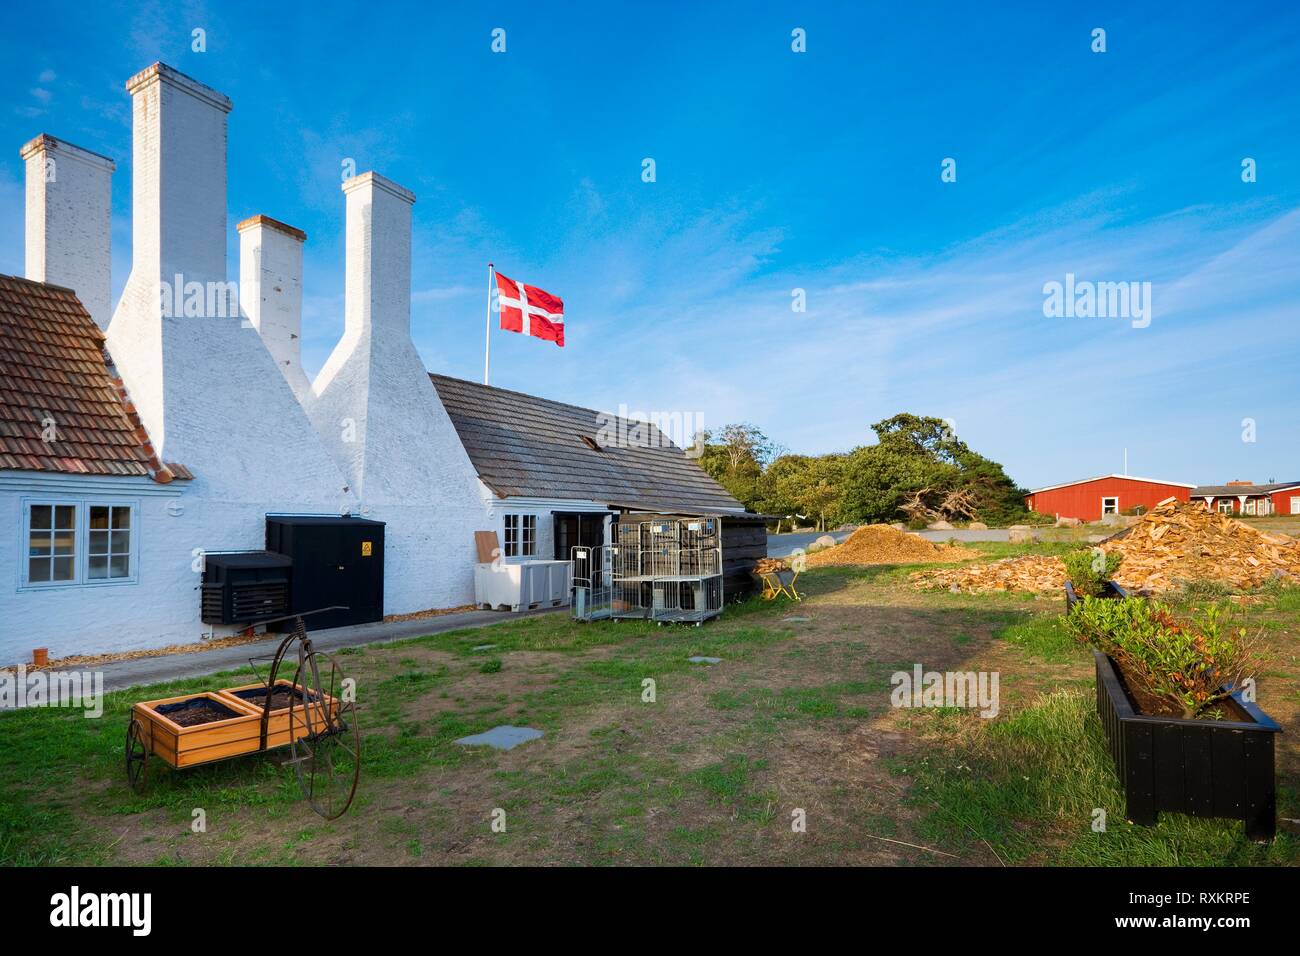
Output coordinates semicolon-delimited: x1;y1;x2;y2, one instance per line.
125;718;148;794
289;649;361;820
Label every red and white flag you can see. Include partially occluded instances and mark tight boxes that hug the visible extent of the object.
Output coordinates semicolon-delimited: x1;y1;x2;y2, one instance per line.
494;270;565;347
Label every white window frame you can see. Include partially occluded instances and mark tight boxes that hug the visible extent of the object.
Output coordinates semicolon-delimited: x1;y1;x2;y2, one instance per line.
1244;499;1257;515
1217;499;1234;514
502;513;538;558
1101;496;1119;516
18;498;140;591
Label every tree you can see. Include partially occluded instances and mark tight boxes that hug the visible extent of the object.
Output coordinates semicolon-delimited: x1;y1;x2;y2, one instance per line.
689;413;1028;528
838;415;1026;525
697;424;777;513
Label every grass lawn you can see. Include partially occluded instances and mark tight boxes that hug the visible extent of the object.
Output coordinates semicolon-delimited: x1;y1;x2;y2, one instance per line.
2;539;1297;866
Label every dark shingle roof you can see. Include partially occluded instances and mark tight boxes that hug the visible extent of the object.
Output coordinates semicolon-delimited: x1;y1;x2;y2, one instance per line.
429;374;744;514
1192;482;1300;497
0;274;189;481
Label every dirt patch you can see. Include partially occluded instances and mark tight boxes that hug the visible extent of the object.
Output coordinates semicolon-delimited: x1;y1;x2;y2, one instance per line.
807;524;968;567
914;500;1300;594
228;685;313;712
152;696;244;727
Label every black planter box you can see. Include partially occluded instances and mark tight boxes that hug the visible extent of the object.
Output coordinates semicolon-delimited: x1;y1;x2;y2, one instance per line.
1064;579;1127;613
1093;649;1280;840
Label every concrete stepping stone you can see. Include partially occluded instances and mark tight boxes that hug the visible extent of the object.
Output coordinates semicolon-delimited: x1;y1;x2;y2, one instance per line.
471;644;497;651
454;725;543;750
688;656;722;664
782;616;812;623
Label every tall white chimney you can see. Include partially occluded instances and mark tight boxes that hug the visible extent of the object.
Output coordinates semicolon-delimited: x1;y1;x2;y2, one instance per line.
307;170;498;611
238;214;310;399
103;62;350;504
342;171;415;341
105;62;232;453
20;134;115;329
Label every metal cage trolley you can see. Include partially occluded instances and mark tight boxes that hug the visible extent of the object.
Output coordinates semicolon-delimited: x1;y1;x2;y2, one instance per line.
584;515;724;625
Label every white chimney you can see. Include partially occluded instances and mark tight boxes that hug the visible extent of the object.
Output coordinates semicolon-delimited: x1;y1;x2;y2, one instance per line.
238;214;310;399
342;171;415;341
20;135;115;329
102;62;350;504
105;62;232;453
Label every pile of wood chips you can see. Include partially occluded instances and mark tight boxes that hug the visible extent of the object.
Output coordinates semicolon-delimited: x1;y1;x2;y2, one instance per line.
911;500;1300;594
806;524;968;567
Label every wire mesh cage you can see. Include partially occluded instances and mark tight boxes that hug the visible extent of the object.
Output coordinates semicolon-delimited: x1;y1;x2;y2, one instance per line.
570;545;612;622
599;515;724;625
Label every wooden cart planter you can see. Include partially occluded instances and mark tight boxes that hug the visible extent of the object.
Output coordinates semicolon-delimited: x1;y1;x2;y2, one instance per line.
214;679;338;750
125;610;361;820
1093;649;1280;841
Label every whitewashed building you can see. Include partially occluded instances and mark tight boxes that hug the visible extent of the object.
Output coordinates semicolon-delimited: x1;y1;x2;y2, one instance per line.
0;62;753;665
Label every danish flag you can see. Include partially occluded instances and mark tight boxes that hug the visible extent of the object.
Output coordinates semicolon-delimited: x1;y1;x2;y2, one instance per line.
494;270;565;347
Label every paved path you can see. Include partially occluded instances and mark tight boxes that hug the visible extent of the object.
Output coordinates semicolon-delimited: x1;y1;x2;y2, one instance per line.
95;606;564;693
769;528;1013;555
767;530;852;557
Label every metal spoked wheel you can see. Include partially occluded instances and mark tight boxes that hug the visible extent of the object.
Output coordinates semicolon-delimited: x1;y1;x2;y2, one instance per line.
289;649;361;820
125;718;148;794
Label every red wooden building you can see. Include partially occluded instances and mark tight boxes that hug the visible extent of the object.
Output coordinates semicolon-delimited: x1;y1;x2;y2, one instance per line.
1191;481;1300;516
1024;475;1195;522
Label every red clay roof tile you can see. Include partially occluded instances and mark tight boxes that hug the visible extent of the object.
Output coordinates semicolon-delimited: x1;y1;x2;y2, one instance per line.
0;274;192;482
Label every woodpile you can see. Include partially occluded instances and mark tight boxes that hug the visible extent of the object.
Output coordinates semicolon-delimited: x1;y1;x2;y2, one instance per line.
806;524;968;567
911;500;1300;594
755;557;790;574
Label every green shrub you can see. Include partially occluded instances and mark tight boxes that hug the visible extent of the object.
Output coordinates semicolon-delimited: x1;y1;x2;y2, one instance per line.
1065;597;1257;719
1062;549;1123;597
479;659;503;674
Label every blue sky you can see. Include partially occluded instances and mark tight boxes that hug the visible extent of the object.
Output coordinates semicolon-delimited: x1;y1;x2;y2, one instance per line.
2;1;1297;489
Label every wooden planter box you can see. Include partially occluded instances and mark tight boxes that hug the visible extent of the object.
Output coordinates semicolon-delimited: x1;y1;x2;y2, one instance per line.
1064;579;1127;613
1093;650;1280;840
216;680;338;750
131;692;263;770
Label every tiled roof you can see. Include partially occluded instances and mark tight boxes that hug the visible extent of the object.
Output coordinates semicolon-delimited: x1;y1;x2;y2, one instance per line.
430;374;745;514
1192;482;1300;497
0;274;190;482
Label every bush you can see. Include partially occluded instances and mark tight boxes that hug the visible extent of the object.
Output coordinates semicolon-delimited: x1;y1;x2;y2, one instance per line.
1065;597;1257;719
1062;549;1123;597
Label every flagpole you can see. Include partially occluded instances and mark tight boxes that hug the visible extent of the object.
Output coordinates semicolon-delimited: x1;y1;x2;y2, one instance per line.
483;263;495;385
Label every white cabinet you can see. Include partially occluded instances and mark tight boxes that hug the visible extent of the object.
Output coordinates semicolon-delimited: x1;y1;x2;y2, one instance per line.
474;560;572;612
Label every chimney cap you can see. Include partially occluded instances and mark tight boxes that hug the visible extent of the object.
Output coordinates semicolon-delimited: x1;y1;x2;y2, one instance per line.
342;171;415;205
19;134;116;172
125;61;232;113
237;214;307;242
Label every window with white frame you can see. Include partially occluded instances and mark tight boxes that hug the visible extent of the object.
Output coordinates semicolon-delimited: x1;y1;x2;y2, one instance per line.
1292;498;1300;515
1218;499;1234;514
503;514;538;557
1101;497;1119;516
22;500;137;588
26;503;77;584
88;504;133;580
1244;499;1257;515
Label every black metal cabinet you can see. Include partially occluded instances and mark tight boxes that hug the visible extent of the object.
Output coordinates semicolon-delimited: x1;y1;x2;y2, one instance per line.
265;516;385;631
200;551;293;625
